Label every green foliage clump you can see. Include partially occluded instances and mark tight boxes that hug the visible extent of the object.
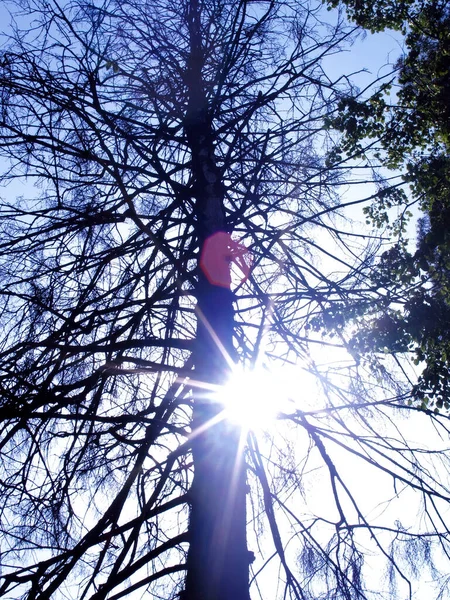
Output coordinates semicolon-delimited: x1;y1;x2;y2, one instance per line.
325;0;450;410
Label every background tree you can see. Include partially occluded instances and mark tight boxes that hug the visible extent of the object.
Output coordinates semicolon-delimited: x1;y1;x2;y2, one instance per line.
325;0;450;409
2;1;450;600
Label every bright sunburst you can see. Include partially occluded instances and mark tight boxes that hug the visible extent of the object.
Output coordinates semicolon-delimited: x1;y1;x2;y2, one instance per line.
216;366;290;430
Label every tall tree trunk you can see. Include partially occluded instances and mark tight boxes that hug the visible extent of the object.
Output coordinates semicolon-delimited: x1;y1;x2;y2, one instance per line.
184;286;251;600
181;2;251;599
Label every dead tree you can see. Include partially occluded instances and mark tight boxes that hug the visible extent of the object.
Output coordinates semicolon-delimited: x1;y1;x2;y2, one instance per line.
2;1;450;600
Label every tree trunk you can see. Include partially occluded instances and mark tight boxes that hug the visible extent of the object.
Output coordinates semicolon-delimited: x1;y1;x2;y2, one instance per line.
184;282;251;600
181;2;251;599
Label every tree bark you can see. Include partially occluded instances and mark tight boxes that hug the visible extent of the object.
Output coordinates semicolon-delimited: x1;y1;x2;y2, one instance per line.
184;293;251;600
181;2;251;599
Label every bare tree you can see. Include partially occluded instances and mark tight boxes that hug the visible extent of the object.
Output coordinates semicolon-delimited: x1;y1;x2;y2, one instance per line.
1;1;450;600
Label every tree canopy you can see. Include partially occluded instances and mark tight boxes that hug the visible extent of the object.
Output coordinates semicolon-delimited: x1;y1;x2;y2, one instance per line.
327;0;450;410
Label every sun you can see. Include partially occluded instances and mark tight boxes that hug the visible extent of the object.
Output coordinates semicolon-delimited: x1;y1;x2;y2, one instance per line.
216;366;289;430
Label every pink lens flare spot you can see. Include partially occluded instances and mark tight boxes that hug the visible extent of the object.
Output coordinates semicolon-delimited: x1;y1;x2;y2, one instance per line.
200;232;252;289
